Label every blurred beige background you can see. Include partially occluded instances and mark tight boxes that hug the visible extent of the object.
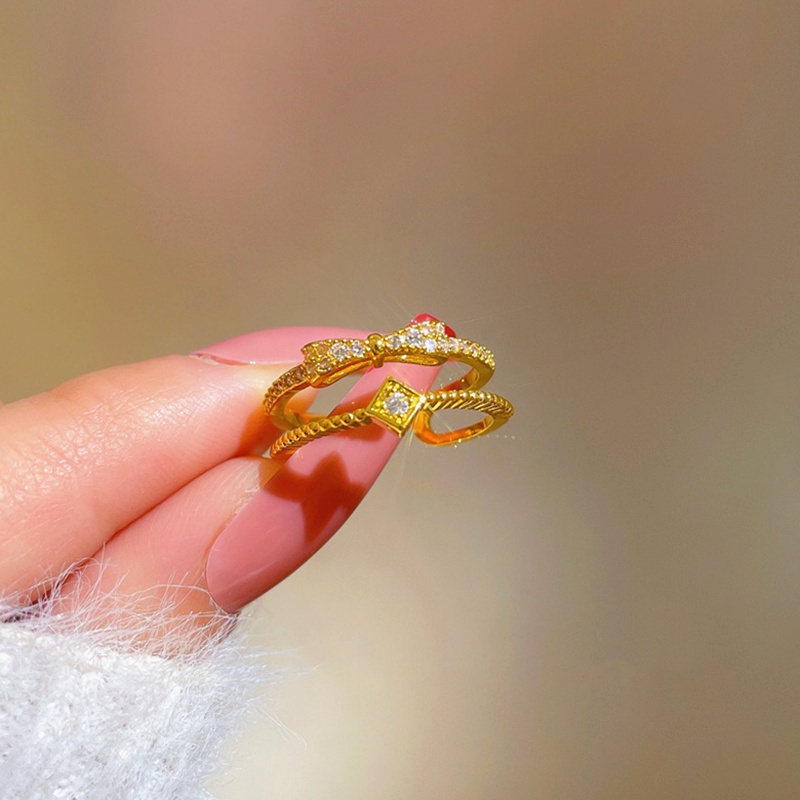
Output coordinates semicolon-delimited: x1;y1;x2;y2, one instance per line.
2;2;800;798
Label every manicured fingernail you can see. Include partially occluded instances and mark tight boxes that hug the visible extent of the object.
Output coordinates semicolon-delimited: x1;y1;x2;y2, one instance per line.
205;360;440;612
192;326;374;366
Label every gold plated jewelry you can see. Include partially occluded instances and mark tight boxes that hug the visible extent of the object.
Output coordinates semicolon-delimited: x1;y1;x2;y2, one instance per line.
264;317;496;431
269;377;514;460
265;316;513;459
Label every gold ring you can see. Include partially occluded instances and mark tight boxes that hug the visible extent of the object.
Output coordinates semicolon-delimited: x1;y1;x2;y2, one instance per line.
269;377;514;460
264;316;496;431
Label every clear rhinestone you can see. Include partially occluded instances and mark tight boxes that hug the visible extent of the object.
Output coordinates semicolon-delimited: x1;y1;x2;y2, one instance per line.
406;328;423;347
317;356;332;372
331;343;350;361
384;391;410;416
387;333;404;349
350;340;366;358
423;337;437;352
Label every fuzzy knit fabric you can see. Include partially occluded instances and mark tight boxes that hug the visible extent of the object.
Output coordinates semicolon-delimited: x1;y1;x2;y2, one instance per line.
0;584;276;800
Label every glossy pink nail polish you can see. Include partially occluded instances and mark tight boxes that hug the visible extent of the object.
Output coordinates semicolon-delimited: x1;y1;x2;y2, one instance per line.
192;326;371;365
205;358;440;613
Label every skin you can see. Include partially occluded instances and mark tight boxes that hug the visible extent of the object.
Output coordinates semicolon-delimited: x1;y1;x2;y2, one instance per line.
0;324;441;642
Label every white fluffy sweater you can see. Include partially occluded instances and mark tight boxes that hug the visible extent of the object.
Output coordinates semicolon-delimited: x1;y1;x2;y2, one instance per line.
0;587;271;800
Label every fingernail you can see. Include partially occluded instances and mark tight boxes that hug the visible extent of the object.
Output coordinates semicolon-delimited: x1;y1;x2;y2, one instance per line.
205;359;440;612
192;326;375;366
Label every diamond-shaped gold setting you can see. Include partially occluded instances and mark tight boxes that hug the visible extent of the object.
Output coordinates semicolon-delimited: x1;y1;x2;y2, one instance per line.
365;378;425;436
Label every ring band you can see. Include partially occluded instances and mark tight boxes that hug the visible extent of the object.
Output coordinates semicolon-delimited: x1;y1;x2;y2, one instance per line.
412;387;514;446
269;377;514;460
264;317;496;431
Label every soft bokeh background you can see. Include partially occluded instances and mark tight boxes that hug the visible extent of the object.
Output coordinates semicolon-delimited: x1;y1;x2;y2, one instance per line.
2;2;800;798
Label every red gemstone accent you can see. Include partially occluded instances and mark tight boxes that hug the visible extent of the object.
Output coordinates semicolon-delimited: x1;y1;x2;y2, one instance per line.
411;313;456;338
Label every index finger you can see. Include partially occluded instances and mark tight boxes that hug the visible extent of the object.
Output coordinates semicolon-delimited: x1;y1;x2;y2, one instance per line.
0;327;360;598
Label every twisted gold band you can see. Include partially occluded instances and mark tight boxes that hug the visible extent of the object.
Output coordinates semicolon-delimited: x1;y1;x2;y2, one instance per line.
264;317;496;432
270;377;514;460
413;388;515;446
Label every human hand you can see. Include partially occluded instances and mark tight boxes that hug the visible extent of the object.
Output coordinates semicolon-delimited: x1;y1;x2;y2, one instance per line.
0;326;438;645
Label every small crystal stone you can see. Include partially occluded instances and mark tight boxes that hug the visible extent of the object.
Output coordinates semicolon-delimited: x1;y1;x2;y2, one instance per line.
317;356;332;372
414;313;456;338
423;337;437;352
406;329;423;347
384;391;410;416
331;343;350;361
387;333;404;349
350;340;366;358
